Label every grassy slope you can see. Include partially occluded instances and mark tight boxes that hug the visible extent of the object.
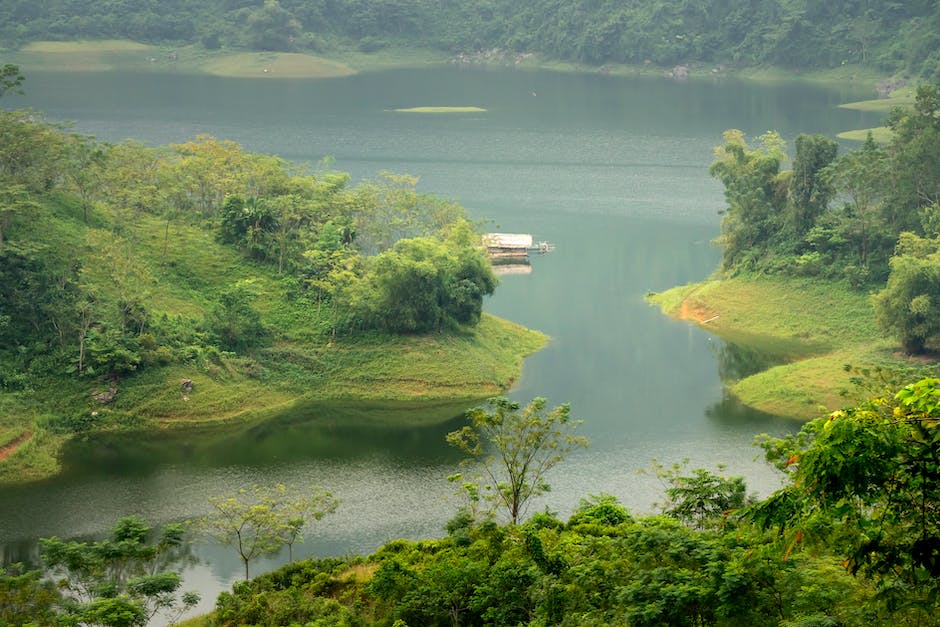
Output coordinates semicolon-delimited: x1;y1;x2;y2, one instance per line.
649;277;913;420
0;196;547;483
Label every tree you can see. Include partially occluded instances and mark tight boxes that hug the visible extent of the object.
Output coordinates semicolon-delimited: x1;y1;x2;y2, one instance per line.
710;130;788;272
873;233;940;354
823;132;890;271
0;183;38;254
39;516;199;626
0;63;24;97
656;464;750;530
753;378;940;616
201;483;338;579
447;397;587;525
0;564;60;626
204;281;269;351
884;84;940;234
353;233;496;334
788;133;838;237
0;109;66;192
63;133;108;223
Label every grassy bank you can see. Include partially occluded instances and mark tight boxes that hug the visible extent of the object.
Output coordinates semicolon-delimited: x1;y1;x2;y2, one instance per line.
5;40;892;91
0;313;546;485
648;277;922;420
6;40;449;78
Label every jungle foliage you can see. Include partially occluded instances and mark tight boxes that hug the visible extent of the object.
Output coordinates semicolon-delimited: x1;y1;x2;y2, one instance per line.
711;83;940;353
190;378;940;626
1;0;939;78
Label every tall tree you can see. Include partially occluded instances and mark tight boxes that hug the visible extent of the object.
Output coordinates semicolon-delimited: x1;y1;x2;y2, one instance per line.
788;133;839;237
447;397;587;524
710;130;788;272
200;483;338;579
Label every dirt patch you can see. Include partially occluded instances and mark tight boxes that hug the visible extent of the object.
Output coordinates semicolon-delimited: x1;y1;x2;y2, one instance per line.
0;431;31;462
678;298;719;324
892;350;940;364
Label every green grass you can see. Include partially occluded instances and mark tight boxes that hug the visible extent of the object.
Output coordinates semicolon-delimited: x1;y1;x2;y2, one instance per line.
837;127;894;143
175;614;212;627
648;276;914;419
200;52;355;78
394;106;487;113
838;88;916;112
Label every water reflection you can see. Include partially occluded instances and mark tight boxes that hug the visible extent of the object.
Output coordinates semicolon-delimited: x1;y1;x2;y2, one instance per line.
712;341;785;382
58;399;473;480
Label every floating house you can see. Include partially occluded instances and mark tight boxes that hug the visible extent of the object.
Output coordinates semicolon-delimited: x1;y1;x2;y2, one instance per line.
483;233;553;259
483;233;533;258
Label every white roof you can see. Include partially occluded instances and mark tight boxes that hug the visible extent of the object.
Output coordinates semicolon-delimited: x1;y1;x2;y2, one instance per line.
483;233;533;248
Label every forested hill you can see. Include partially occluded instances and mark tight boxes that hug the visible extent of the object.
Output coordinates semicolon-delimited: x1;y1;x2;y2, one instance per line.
1;0;938;79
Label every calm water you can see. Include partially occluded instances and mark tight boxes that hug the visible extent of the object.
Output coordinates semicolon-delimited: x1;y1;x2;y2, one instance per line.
1;67;880;616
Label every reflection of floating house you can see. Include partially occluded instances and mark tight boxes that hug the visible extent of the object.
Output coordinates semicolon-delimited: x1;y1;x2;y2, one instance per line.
491;258;533;275
482;233;554;259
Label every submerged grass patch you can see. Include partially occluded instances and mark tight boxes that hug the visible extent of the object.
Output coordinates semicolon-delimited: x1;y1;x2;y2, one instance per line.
837;127;894;143
394;106;487;113
649;276;901;420
839;89;916;112
200;52;355;78
22;40;154;53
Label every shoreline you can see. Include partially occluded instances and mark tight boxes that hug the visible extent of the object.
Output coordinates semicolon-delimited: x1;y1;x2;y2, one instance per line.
0;314;548;486
648;277;933;420
4;39;892;92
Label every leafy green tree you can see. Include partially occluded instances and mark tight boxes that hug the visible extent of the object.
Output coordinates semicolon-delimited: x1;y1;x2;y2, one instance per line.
0;109;66;193
788;133;838;237
204;282;269;352
657;464;750;530
354;233;496;333
822;132;891;274
754;377;940;618
39;515;199;627
244;0;302;50
0;62;24;97
447;397;587;525
884;83;940;234
710;130;788;272
0;564;60;626
200;483;338;579
0;183;38;254
873;233;940;354
63;133;108;223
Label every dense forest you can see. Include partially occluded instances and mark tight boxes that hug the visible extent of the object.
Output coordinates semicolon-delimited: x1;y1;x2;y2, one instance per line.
0;0;939;78
709;83;940;354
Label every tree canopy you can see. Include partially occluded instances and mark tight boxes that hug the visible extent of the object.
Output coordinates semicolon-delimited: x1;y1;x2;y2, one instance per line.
2;1;940;78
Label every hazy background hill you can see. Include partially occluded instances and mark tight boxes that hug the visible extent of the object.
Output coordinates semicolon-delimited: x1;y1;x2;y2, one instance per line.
1;0;938;78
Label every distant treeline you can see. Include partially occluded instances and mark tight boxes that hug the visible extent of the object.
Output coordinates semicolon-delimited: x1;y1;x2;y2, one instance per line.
1;0;938;78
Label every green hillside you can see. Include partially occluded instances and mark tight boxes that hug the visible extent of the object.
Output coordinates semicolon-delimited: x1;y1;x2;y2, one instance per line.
1;1;938;79
0;112;546;483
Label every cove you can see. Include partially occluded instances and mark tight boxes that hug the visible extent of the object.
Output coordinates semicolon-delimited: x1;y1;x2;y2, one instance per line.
0;67;883;616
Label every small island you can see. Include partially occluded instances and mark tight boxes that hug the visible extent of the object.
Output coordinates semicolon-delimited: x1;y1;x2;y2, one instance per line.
394;106;488;113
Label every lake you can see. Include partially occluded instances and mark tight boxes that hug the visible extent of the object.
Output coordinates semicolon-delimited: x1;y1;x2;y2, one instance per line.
0;67;881;617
